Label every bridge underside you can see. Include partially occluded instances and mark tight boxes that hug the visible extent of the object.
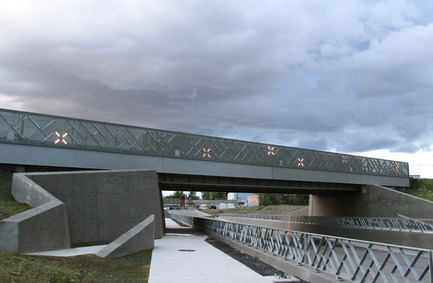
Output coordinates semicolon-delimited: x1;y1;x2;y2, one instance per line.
0;143;409;194
158;173;361;194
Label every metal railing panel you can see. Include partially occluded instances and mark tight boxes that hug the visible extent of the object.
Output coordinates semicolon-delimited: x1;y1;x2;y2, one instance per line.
169;212;193;225
191;216;432;282
219;214;433;233
0;108;409;178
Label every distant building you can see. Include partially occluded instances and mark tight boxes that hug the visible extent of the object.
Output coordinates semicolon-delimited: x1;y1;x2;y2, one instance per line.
247;194;260;207
227;193;236;200
236;193;254;206
163;198;180;209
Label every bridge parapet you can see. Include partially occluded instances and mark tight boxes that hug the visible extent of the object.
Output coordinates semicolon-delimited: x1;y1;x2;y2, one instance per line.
0;108;408;178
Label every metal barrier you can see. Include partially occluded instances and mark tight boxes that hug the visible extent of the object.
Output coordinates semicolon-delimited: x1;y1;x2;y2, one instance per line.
0;108;409;178
170;212;193;225
193;216;433;282
220;213;287;221
340;217;433;233
220;214;433;233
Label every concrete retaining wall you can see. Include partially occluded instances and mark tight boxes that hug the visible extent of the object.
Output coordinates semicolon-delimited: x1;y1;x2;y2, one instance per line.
221;184;433;249
24;169;163;245
97;214;155;259
0;174;70;253
309;184;433;218
0;169;163;254
301;184;433;248
293;222;433;250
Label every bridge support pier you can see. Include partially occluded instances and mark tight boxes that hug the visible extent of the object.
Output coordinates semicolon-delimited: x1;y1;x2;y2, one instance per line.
309;184;433;218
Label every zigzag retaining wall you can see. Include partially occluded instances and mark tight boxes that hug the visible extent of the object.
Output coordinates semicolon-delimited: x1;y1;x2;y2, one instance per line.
0;175;70;253
0;169;162;254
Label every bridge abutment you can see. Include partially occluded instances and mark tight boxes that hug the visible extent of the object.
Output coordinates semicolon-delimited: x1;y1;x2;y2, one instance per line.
309;184;433;218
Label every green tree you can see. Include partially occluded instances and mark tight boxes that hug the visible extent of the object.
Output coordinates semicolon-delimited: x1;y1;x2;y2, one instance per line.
187;191;199;200
164;191;186;199
258;193;309;206
201;192;227;200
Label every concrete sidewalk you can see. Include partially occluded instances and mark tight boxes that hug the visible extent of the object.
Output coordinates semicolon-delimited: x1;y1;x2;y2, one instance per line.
26;216;295;282
149;217;295;282
149;233;275;283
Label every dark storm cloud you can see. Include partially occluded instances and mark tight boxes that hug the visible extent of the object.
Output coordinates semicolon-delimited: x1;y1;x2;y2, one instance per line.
1;0;433;158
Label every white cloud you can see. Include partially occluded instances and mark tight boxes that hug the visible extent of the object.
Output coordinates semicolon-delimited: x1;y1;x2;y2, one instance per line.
0;0;433;176
358;149;433;178
0;93;23;110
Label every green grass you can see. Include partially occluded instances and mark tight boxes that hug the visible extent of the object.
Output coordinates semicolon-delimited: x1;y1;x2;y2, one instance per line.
0;172;152;282
0;250;152;282
0;172;30;220
399;178;433;201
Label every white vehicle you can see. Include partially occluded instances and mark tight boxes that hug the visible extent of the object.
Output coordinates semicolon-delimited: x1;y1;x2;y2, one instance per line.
199;204;208;210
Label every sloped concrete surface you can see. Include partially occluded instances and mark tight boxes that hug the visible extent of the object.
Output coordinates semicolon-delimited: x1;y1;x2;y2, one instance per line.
96;214;155;259
25;245;107;257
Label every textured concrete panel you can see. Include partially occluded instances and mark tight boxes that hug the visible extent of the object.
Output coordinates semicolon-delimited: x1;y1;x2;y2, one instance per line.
25;169;163;245
96;214;154;259
11;173;56;206
0;174;70;253
309;184;433;218
1;169;162;254
16;201;70;253
0;221;19;253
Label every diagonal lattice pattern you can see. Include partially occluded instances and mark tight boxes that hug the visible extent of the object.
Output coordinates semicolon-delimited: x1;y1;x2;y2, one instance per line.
187;216;433;283
0;108;409;178
220;214;433;233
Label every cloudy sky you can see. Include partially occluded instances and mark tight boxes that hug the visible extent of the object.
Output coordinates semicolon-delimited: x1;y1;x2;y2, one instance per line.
1;0;433;177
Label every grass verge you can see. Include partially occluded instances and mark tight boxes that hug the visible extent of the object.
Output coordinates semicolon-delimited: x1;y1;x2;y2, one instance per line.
0;250;152;282
399;178;433;202
0;172;30;220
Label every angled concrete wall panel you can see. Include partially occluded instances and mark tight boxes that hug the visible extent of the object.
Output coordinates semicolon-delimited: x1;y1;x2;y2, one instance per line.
309;184;433;218
24;169;163;245
0;174;70;253
0;169;162;255
97;214;155;259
